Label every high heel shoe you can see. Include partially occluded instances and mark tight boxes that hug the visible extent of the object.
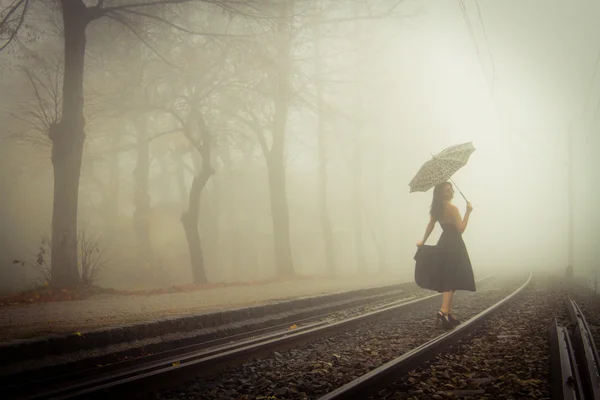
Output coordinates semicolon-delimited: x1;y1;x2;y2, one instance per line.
436;310;452;329
447;313;461;327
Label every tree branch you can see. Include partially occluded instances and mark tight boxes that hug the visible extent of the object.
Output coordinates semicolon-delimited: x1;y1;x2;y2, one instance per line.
116;7;269;37
101;0;272;20
221;104;270;158
102;0;201;12
0;0;30;52
105;11;184;69
0;0;25;28
85;128;184;161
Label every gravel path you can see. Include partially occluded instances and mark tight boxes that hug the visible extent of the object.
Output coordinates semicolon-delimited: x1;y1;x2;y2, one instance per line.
0;273;413;342
154;276;526;400
370;276;577;399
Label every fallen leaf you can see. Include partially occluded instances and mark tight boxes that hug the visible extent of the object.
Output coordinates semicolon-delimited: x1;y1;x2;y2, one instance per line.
289;324;297;330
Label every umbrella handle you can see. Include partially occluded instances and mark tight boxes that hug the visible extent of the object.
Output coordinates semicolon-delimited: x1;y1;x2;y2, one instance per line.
449;178;469;203
429;153;469;203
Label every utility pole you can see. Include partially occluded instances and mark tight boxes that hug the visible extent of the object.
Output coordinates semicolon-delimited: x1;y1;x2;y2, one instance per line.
591;118;599;293
566;127;574;277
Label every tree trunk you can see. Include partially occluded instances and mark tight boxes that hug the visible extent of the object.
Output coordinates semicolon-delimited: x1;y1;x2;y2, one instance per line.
173;147;189;210
265;0;295;277
181;114;213;285
351;2;368;274
229;209;241;281
318;153;337;276
133;116;155;266
313;9;335;276
181;166;212;284
49;1;89;289
104;132;120;234
201;178;220;279
375;151;386;273
267;154;294;276
352;148;367;273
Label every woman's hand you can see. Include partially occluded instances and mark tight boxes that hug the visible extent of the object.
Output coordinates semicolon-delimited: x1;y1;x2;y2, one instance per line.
416;240;424;247
466;202;473;213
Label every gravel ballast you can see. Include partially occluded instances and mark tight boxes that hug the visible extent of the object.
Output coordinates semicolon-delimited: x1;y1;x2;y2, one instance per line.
0;281;427;374
368;275;573;400
154;275;527;400
0;287;440;376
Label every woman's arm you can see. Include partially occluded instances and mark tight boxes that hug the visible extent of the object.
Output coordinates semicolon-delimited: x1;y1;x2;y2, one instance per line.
449;205;472;233
418;215;436;245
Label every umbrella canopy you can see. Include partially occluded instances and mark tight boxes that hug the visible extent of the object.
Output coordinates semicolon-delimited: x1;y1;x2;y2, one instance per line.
408;142;476;197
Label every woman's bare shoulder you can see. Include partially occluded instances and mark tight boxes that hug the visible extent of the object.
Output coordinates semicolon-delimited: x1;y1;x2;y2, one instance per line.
444;203;459;213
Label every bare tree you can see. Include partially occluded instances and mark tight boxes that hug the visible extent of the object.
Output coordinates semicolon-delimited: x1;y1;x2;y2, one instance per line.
311;0;336;276
146;33;235;283
157;102;215;284
219;1;298;277
9;55;62;149
303;0;405;273
221;0;404;277
0;0;270;288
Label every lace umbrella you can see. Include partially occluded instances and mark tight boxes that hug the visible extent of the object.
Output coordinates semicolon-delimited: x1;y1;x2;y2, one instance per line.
408;142;476;201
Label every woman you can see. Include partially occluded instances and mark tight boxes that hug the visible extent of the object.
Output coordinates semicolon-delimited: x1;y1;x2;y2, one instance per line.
416;181;476;329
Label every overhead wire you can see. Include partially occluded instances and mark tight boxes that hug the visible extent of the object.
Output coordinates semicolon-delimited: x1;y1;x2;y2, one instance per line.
578;49;600;139
459;1;598;266
455;0;568;168
457;0;533;155
474;0;496;93
457;0;600;151
457;0;494;95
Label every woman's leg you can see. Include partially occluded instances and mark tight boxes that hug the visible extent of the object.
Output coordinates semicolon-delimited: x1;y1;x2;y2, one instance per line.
441;291;453;313
448;290;456;314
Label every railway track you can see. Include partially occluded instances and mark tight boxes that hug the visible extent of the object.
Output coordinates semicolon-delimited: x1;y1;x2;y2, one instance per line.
0;282;437;378
317;272;533;400
0;281;423;370
550;298;600;400
313;276;600;400
3;275;497;400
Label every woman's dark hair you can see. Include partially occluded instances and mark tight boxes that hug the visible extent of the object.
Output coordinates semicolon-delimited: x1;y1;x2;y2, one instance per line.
430;182;451;221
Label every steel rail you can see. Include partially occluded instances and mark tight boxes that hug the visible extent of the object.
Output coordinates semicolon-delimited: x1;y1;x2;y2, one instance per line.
0;283;414;368
550;317;584;400
317;272;532;400
2;290;424;393
4;274;496;400
565;298;600;400
4;318;330;399
19;295;442;400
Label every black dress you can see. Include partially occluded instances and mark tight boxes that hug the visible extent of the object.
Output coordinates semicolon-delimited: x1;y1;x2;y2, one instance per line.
414;222;476;293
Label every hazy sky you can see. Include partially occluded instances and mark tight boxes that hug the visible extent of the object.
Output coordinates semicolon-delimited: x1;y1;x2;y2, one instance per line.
1;0;599;291
352;0;600;271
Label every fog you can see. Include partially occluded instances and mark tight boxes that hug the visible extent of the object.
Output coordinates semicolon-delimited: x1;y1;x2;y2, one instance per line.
0;0;598;296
